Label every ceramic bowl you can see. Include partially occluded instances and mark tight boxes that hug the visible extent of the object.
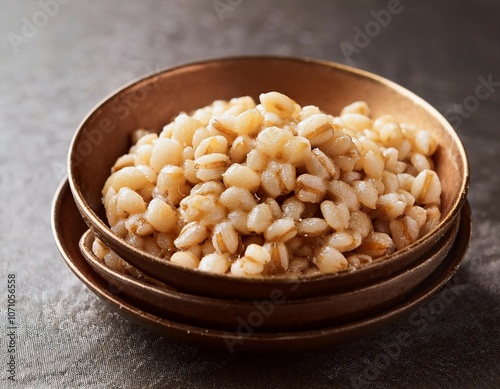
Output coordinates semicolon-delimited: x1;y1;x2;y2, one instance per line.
78;216;459;331
52;179;472;352
68;56;469;300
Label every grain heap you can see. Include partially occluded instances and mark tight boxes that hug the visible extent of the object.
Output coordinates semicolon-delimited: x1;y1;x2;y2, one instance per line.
96;92;442;278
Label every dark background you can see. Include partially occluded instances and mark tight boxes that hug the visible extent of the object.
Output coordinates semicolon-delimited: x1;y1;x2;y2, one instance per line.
1;1;499;388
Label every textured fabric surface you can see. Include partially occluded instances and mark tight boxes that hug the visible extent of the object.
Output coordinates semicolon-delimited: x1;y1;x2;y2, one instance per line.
1;1;499;388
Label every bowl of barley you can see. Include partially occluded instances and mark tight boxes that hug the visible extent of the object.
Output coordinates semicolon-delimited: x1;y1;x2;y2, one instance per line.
69;56;469;299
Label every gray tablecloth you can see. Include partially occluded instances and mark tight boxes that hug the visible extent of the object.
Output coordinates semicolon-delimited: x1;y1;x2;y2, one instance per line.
1;1;499;388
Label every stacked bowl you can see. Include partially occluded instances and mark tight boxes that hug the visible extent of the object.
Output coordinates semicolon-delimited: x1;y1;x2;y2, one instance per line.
52;57;470;352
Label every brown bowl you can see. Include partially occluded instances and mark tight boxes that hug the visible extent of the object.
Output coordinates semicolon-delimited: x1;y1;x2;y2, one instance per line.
52;179;472;352
68;56;469;300
78;216;459;331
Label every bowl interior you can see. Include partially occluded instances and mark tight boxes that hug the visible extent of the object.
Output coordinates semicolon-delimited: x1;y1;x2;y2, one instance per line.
69;56;469;298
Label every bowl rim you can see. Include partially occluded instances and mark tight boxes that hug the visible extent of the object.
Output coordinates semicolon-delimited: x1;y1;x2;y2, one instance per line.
68;55;470;286
79;217;458;306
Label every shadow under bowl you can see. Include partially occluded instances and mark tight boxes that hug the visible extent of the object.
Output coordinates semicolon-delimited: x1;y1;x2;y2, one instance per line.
68;56;469;300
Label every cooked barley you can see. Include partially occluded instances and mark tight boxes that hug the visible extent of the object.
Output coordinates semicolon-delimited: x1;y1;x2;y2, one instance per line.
102;92;442;278
170;251;200;269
